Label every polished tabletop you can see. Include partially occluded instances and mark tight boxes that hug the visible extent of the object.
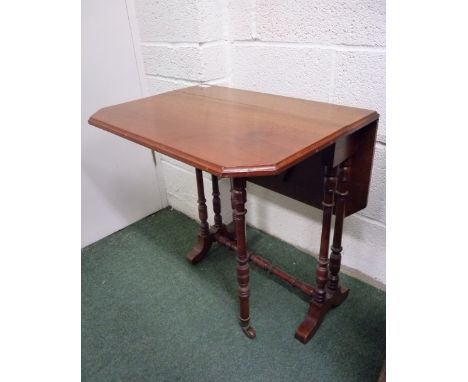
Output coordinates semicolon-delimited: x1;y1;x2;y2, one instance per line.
89;85;378;177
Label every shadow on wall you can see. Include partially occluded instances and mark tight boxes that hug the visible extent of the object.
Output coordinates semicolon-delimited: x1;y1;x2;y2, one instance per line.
217;177;323;241
245;181;369;252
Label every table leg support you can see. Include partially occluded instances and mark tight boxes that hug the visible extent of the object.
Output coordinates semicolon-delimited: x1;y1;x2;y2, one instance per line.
295;164;349;344
211;175;223;230
327;159;351;294
315;165;337;304
231;178;256;339
210;175;233;240
186;166;350;343
186;169;213;264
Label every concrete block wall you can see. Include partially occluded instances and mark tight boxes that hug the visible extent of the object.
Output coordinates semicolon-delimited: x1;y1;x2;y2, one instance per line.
133;0;386;285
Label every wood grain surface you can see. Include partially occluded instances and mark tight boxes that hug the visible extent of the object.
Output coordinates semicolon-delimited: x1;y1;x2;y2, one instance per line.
89;85;378;177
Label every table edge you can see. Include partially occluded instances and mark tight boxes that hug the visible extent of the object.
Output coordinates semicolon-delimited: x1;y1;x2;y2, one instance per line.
89;110;378;178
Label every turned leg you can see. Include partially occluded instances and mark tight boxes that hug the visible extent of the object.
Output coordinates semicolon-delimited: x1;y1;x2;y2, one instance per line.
223;180;237;240
315;165;337;304
327;159;351;294
211;175;223;230
231;178;256;339
295;165;342;343
186;169;213;264
211;174;234;240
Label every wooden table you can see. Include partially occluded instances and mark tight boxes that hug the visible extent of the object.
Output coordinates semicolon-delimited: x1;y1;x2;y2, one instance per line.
89;85;378;344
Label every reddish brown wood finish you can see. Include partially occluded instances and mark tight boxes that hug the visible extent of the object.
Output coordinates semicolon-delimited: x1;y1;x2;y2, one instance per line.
248;120;377;216
327;159;351;293
231;178;256;339
294;160;352;344
88;86;378;177
211;175;223;230
215;232;315;297
295;286;349;344
250;254;316;297
186;169;212;264
315;165;337;304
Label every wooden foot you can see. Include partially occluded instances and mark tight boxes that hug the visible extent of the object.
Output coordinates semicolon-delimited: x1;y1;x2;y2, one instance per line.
295;286;349;344
186;169;212;264
242;324;256;339
186;234;212;264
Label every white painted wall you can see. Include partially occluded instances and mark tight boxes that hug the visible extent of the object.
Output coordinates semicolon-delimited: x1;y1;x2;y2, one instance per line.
132;0;386;284
81;0;167;247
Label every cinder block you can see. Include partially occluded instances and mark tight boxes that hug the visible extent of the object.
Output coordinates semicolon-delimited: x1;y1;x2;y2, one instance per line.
142;45;199;80
147;78;231;98
146;77;193;95
205;77;231;86
142;44;227;81
162;160;232;225
332;50;386;142
161;154;194;173
344;214;386;284
256;0;385;46
161;160;199;221
228;0;254;40
134;0;225;42
359;144;386;223
231;45;334;102
199;44;228;81
198;0;226;42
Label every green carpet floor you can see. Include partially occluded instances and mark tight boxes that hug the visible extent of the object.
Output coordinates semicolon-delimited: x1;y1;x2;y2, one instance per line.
82;208;385;382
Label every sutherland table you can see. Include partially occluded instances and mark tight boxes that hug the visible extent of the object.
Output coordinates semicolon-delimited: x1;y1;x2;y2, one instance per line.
89;85;379;344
